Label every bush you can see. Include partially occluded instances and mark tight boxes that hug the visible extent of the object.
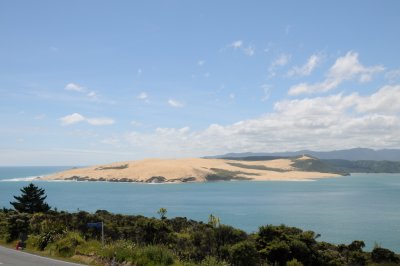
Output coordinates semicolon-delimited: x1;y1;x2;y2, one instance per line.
47;231;84;257
371;247;399;263
286;258;304;266
75;240;102;256
198;256;228;266
99;240;136;261
229;241;259;266
135;245;175;266
99;241;175;266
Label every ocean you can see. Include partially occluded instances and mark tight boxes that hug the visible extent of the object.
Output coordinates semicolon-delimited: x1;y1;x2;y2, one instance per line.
0;166;399;252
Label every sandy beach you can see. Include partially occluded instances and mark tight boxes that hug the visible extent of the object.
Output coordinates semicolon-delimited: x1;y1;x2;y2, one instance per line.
41;156;341;183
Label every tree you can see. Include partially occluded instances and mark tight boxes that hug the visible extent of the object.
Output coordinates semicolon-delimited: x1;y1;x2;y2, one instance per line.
208;214;220;228
229;241;259;266
157;207;167;220
10;183;50;213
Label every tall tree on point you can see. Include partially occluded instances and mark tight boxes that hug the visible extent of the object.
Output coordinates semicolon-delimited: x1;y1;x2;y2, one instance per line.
10;183;50;213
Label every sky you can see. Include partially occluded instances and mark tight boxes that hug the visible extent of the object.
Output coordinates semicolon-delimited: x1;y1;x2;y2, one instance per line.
1;0;400;165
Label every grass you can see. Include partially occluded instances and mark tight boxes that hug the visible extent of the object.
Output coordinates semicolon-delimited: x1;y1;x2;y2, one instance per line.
95;164;129;170
226;162;289;172
205;168;257;181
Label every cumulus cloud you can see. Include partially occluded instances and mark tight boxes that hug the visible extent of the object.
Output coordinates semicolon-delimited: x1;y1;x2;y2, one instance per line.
60;113;115;126
65;83;85;92
122;86;400;157
287;54;322;77
60;113;86;126
168;99;184;108
289;51;384;95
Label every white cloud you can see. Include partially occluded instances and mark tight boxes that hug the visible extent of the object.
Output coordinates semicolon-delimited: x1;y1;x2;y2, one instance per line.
198;60;205;66
268;53;291;77
229;93;235;100
168;99;184;108
229;40;255;56
272;53;291;67
137;68;142;76
355;85;400;114
60;113;115;126
64;83;105;102
60;113;86;126
65;83;85;92
289;51;384;95
122;86;400;157
287;54;322;77
231;40;243;49
87;118;115;126
137;92;148;101
87;91;98;100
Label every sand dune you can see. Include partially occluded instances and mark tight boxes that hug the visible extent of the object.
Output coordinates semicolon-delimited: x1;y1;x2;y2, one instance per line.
42;156;341;183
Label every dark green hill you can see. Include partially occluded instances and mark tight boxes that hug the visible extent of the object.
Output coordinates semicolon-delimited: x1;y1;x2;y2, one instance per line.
323;159;400;173
220;155;400;174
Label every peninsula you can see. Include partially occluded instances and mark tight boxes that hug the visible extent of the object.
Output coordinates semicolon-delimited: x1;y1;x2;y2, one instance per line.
41;155;346;183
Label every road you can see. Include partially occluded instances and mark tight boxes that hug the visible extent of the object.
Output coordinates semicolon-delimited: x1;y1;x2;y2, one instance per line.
0;245;85;266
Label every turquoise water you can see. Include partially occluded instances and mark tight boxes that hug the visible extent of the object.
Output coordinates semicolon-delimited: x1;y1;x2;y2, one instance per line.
0;167;399;252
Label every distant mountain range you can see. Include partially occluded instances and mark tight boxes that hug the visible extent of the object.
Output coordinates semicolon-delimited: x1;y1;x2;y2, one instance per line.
205;148;400;173
206;148;400;161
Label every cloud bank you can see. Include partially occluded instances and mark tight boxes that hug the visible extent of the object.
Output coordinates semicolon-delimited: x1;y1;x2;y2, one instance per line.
122;85;400;157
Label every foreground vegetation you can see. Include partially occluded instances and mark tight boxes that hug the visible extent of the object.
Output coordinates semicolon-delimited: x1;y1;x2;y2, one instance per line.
0;184;399;266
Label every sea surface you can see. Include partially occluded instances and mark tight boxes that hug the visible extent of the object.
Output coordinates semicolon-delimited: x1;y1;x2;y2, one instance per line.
0;166;399;252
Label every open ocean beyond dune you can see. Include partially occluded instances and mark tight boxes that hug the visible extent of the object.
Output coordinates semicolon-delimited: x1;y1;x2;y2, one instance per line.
0;166;399;252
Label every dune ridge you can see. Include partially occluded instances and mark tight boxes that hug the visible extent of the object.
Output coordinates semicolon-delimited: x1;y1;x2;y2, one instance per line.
41;156;342;183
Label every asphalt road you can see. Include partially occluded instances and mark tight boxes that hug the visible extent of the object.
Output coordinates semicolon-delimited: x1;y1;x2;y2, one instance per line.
0;245;85;266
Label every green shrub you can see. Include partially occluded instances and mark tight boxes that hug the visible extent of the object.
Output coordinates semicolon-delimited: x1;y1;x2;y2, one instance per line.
75;240;102;256
198;256;228;266
286;258;304;266
135;245;175;266
229;241;259;266
371;247;400;263
25;235;40;250
99;240;137;262
47;231;84;257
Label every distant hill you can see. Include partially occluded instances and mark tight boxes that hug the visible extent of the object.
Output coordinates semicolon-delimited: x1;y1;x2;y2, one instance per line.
206;148;400;161
323;159;400;173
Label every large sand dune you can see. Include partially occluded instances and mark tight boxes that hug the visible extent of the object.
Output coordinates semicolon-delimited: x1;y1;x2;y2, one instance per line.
42;156;342;183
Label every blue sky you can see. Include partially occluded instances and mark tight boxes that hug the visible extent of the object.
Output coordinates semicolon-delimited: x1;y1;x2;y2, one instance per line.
1;1;400;165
